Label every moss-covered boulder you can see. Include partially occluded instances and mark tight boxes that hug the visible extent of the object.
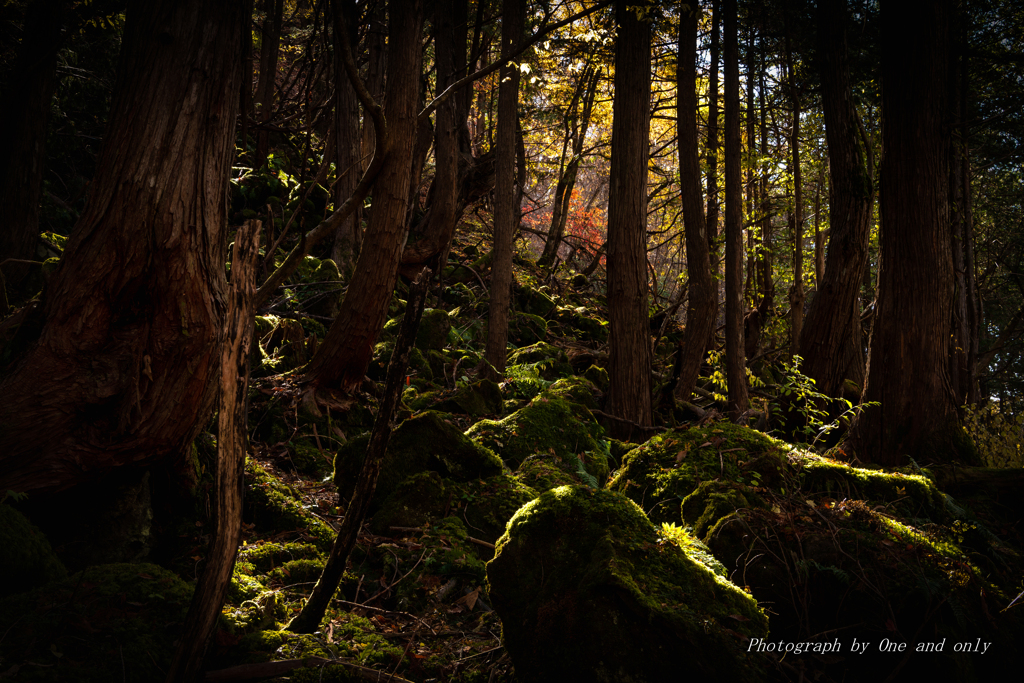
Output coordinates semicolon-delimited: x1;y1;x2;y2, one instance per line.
554;305;608;343
334;411;503;513
508;311;548;345
487;486;768;683
608;422;789;527
0;563;192;682
505;341;573;380
0;503;67;598
416;308;452;350
466;395;607;477
583;364;610;392
433;379;503;416
371;471;537;547
515;456;581;493
543;375;600;410
514;283;556;316
244;459;336;551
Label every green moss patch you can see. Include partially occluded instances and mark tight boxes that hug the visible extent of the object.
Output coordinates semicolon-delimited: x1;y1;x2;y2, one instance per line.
487;486;768;682
0;503;67;598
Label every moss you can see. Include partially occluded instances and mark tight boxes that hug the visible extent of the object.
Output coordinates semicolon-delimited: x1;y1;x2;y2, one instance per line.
509;311;548;345
237;540;324;574
515;456;580;493
514;283;556;316
453;474;539;545
416;308;453;351
369;471;449;535
681;480;762;540
506;342;573;380
266;558;326;586
0;503;67;598
0;563;192;682
543;375;599;410
608;422;789;526
466;395;605;470
433;379;503;416
222;589;288;633
334;411;503;513
244;459;336;551
487;486;768;682
583;363;610;391
555;305;608;343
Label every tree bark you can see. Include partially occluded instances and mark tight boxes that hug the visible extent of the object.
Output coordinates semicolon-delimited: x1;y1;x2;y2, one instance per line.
673;2;715;403
706;0;721;351
845;0;978;467
0;0;66;302
483;0;524;380
254;0;285;168
330;0;363;277
798;0;871;398
0;0;249;496
785;24;804;358
723;0;748;418
606;0;653;438
287;268;430;634
302;0;423;392
166;222;259;683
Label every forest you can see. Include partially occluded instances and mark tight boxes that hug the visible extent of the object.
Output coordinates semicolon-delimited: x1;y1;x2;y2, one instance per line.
1;0;1023;681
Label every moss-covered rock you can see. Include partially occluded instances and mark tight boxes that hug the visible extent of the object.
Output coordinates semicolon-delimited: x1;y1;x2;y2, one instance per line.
466;395;607;475
369;471;449;535
508;311;548;345
506;342;573;381
433;379;503;416
0;563;192;682
514;284;556;316
543;375;600;410
515;456;581;493
555;305;608;343
583;364;610;392
416;308;452;351
608;422;789;526
0;503;66;598
334;411;503;513
487;486;768;683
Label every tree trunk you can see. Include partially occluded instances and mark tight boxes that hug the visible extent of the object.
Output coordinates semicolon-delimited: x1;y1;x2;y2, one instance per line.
287;268;431;634
785;25;804;358
706;0;721;351
0;0;66;302
165;222;259;683
303;0;423;393
254;0;285;168
846;0;978;467
483;0;524;380
0;0;249;496
723;0;748;418
813;162;825;288
798;0;871;398
674;2;715;403
606;0;653;438
330;0;363;278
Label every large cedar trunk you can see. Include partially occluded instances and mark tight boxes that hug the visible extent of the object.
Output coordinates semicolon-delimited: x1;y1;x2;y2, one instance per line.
254;0;285;168
483;0;524;379
303;0;423;392
723;0;748;417
797;0;871;398
674;3;715;402
0;0;66;302
0;0;248;495
846;0;977;467
705;0;721;350
606;0;653;437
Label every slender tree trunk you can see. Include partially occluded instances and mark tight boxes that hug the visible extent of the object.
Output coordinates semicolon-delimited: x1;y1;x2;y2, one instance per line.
287;268;431;634
0;0;66;302
254;0;285;168
331;0;362;278
785;28;804;358
674;2;715;402
0;0;249;495
798;0;872;398
706;0;721;348
723;0;748;418
606;0;653;438
813;162;825;288
483;0;524;380
303;0;423;392
744;29;757;304
846;0;977;467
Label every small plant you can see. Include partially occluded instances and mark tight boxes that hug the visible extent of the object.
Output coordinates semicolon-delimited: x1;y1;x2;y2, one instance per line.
503;361;554;400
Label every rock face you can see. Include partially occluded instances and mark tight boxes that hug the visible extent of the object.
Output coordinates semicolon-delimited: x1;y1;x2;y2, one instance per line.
486;486;768;683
